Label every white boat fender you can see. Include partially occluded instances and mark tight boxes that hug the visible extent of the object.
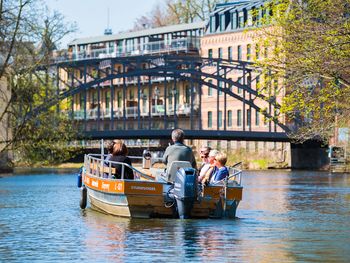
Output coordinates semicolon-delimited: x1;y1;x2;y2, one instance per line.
80;186;87;209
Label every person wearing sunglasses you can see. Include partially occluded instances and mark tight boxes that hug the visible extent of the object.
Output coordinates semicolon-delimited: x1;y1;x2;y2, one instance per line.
198;146;211;176
199;149;219;185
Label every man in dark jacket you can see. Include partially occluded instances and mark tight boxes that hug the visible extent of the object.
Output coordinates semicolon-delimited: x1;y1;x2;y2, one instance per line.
162;129;196;170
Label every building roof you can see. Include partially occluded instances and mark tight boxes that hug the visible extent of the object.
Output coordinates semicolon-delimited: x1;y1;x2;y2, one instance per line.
68;21;206;47
214;0;266;14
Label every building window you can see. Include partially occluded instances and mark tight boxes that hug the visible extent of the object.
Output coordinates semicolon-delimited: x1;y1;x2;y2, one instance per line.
105;91;110;110
238;11;244;28
129;89;134;100
255;44;260;60
218;111;223;127
79;93;85;110
218;47;223;59
231;12;237;29
220;14;226;31
247;9;253;27
255;109;260;126
228;110;232;127
208;49;213;59
247;44;251;61
228;46;232;60
218;81;223;96
237;77;243;94
256;76;260;89
237;109;242;127
92;91;98;108
247;109;251;126
185;85;191;103
208;111;212;128
117;91;122;108
237;45;242;60
264;44;268;58
208;79;213;97
273;77;278;90
210;17;216;33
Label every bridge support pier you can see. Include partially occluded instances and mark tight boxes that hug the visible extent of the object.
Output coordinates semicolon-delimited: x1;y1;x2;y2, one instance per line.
291;140;329;170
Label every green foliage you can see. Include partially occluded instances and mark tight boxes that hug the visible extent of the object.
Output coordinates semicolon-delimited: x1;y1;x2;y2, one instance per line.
255;0;350;142
226;148;283;170
15;112;80;165
133;0;230;29
0;0;78;165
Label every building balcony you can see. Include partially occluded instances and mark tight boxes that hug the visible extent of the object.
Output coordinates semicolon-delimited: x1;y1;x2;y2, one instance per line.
55;37;201;62
72;103;199;120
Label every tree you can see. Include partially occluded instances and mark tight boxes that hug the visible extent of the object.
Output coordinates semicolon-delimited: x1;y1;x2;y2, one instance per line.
133;0;230;29
0;0;79;165
255;0;350;143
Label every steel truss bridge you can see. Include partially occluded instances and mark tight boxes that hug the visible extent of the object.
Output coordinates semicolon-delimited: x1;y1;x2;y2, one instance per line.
37;54;291;142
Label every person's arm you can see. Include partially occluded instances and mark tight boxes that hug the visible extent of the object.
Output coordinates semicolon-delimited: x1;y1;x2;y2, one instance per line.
216;167;229;181
191;152;197;169
162;147;169;164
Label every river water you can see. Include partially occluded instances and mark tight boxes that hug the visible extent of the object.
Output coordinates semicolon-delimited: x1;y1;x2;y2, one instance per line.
0;169;349;262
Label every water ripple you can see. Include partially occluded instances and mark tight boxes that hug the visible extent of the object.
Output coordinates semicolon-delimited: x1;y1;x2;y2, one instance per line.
0;170;349;262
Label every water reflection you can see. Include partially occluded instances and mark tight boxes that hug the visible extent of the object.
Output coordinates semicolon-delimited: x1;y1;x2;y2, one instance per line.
0;171;349;262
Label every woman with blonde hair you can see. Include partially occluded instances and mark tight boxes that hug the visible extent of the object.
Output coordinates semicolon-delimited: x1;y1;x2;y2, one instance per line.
210;152;229;183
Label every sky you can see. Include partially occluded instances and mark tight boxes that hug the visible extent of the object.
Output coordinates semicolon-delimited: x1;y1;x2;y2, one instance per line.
44;0;161;48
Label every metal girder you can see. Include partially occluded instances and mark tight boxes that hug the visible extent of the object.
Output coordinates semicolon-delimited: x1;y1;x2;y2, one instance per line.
83;129;290;142
35;54;290;141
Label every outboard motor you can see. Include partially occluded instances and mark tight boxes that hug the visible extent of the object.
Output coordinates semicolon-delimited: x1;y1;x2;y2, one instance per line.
173;167;197;219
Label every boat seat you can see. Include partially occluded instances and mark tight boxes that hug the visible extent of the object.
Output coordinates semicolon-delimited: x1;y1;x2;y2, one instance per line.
166;161;192;182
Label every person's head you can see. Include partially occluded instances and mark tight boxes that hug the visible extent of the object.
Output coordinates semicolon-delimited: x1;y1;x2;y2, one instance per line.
208;149;219;164
106;140;115;154
112;140;128;156
200;146;211;160
171;129;185;143
214;152;227;167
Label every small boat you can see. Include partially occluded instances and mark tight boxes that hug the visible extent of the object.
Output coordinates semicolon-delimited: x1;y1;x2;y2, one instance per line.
78;152;243;219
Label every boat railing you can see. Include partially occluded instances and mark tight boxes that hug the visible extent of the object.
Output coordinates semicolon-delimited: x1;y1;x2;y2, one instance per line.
84;154;154;181
210;162;243;186
228;162;243;185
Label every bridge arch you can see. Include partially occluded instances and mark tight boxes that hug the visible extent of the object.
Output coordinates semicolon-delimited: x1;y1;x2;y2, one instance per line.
34;54;289;140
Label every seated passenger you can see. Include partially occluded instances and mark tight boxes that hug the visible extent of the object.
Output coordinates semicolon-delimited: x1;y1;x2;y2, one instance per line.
199;149;219;184
103;140;115;178
109;140;134;180
104;140;115;164
162;129;196;171
210;152;229;183
198;146;211;178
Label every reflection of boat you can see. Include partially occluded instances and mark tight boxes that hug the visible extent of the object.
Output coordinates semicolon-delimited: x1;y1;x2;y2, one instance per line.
78;153;243;219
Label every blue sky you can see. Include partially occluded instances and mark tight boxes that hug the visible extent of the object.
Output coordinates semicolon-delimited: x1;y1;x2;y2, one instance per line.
45;0;160;48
